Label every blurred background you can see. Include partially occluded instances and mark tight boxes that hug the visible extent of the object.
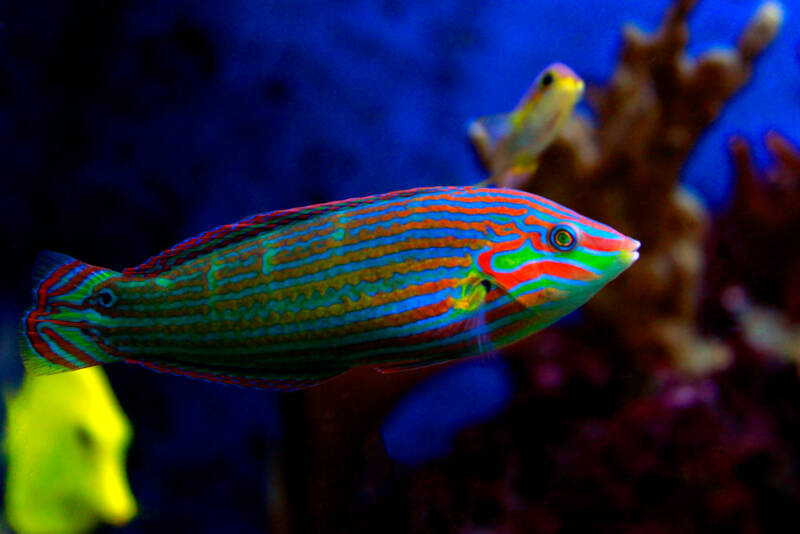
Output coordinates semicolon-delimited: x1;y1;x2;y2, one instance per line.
2;0;800;532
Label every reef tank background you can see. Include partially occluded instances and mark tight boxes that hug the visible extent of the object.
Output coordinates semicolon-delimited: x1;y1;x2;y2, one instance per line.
2;0;800;532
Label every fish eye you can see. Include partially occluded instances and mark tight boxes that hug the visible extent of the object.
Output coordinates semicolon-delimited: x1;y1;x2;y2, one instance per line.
97;288;117;308
548;224;578;251
480;279;493;292
540;71;554;88
75;426;95;451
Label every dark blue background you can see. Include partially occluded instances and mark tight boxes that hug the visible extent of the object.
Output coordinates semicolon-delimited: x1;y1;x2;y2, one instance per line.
0;1;795;532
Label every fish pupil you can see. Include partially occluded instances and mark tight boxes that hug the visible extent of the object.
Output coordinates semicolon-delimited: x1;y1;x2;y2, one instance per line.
549;225;577;251
480;280;493;292
541;71;554;88
98;289;115;307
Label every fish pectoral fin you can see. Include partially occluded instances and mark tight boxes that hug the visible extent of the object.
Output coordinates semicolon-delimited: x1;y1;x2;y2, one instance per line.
468;120;493;169
468;113;513;169
452;278;490;313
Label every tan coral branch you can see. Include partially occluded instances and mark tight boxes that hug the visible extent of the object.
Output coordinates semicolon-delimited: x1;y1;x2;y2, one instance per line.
518;0;781;374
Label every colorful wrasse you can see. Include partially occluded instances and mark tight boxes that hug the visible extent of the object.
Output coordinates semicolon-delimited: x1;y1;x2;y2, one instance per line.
4;367;136;533
19;186;639;390
469;63;584;187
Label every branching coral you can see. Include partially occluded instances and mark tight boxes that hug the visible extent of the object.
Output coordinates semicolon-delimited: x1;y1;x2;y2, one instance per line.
499;0;783;374
704;130;800;367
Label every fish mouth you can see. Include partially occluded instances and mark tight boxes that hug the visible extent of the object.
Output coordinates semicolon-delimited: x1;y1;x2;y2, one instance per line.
556;76;584;102
573;78;585;99
619;237;641;265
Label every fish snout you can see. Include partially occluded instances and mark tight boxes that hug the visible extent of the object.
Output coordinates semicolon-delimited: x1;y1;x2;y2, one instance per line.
618;237;641;266
574;78;585;98
550;63;584;98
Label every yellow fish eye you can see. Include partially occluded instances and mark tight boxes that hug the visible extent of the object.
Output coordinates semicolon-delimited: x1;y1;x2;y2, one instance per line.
549;224;577;251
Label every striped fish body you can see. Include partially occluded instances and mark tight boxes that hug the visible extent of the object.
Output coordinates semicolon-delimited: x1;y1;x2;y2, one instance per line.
20;187;640;390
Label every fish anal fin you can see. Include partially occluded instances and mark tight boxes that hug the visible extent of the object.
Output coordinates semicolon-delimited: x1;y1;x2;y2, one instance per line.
124;358;347;391
375;357;454;375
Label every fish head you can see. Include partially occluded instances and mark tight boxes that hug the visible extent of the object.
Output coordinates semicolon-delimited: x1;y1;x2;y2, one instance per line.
467;63;584;176
477;190;639;324
514;62;585;129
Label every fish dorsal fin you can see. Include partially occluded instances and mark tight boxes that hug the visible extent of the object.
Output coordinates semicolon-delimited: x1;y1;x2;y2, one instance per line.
123;186;452;277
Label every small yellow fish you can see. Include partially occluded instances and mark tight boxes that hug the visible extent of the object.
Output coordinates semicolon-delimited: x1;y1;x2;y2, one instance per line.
468;62;584;188
4;367;137;534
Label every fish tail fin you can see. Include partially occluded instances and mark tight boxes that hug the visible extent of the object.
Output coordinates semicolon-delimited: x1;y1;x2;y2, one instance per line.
20;251;121;376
